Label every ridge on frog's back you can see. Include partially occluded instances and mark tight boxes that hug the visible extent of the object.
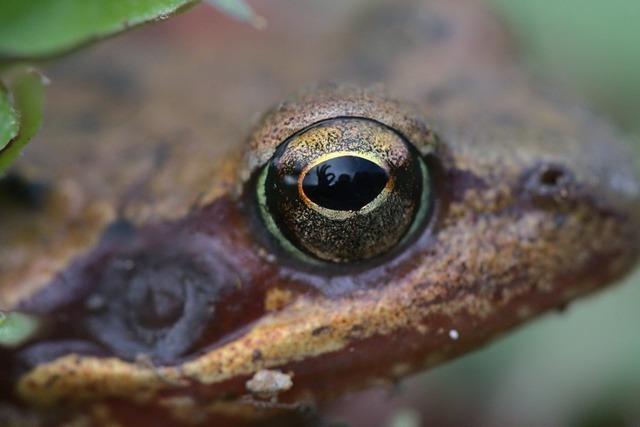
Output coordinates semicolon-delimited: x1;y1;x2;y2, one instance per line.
0;0;639;426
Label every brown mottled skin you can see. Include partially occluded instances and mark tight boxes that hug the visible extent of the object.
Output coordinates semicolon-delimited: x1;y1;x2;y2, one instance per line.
1;0;639;426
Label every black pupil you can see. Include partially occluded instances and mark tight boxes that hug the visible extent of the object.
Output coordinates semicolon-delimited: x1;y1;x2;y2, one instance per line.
301;155;389;211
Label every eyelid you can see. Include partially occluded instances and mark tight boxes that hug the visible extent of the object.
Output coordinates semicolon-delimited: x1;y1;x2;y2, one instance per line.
242;85;438;182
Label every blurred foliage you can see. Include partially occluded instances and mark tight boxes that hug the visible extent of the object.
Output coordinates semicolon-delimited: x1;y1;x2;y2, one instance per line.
0;82;19;151
0;69;46;175
490;0;640;137
0;0;198;175
0;0;198;60
0;311;40;348
0;0;259;174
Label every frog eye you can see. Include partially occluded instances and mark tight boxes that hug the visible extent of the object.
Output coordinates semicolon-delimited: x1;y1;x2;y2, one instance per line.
249;87;437;264
257;118;430;263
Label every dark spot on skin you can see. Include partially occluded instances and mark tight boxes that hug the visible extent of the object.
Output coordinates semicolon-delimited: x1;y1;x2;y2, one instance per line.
0;173;50;210
252;349;263;362
311;326;331;337
350;325;365;334
539;167;569;187
492;287;505;303
101;218;136;242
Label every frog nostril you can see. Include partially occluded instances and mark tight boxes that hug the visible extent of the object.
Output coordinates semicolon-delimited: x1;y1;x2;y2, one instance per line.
522;163;575;202
539;166;570;188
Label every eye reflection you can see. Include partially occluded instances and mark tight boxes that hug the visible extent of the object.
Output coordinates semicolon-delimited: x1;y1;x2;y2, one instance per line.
301;155;390;211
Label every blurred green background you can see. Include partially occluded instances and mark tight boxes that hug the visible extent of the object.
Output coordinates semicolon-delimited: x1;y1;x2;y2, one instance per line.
394;1;640;426
493;0;640;136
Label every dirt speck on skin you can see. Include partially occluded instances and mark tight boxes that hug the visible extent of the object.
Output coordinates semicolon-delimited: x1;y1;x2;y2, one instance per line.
246;369;293;399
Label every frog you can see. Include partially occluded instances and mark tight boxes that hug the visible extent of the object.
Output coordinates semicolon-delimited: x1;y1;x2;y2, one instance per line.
0;0;639;425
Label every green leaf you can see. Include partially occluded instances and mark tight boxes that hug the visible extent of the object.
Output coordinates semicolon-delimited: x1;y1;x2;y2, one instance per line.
0;311;39;348
0;0;199;60
0;81;19;151
0;69;46;175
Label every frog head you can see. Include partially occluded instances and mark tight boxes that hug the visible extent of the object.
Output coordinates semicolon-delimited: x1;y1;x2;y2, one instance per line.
1;84;638;426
